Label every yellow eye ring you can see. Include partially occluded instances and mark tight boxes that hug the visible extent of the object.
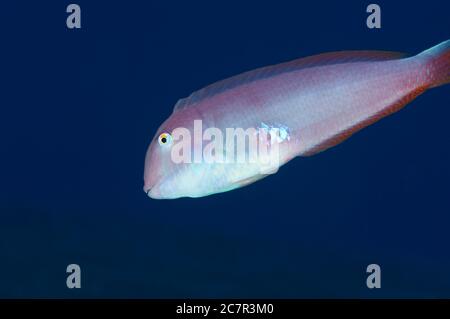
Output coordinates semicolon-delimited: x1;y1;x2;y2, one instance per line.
158;132;172;146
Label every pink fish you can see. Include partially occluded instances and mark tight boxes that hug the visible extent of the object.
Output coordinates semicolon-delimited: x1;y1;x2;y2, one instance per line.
144;40;450;199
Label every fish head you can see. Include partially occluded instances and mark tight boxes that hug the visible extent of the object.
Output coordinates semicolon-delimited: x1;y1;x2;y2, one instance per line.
143;107;209;199
144;106;290;199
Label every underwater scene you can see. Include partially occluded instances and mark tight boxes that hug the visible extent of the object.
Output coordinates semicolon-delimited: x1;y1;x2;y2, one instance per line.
1;0;450;299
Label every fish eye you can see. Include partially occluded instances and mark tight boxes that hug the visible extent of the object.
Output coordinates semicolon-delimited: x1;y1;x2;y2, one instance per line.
158;132;172;146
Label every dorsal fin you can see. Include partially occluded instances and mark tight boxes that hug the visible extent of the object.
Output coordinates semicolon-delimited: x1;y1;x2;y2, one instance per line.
173;50;406;113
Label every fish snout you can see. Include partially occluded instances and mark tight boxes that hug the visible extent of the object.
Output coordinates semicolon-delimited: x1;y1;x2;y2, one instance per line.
144;185;163;199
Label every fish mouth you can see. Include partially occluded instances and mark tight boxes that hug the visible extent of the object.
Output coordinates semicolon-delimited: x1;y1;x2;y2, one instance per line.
145;186;164;199
143;185;154;198
146;188;156;199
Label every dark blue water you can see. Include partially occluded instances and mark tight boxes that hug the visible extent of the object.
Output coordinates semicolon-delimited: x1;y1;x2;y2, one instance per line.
1;0;449;298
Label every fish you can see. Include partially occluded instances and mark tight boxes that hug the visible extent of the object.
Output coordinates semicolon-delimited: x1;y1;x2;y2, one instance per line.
144;40;450;199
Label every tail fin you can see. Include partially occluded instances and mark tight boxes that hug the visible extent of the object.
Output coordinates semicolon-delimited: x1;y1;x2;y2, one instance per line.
417;40;450;88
